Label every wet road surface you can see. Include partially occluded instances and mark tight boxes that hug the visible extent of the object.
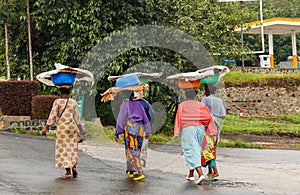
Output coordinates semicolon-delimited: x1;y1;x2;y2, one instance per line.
1;131;299;194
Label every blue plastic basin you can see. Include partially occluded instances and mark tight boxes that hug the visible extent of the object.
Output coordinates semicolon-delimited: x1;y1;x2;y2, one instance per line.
51;72;76;85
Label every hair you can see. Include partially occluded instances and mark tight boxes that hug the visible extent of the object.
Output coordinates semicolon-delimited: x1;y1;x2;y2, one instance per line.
204;83;216;95
184;88;197;100
59;87;71;95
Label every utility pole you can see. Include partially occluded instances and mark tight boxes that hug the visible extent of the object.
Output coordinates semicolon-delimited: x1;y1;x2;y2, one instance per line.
240;1;245;72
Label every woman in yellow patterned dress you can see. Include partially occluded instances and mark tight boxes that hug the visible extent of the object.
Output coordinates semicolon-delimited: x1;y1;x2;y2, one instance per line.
42;86;82;178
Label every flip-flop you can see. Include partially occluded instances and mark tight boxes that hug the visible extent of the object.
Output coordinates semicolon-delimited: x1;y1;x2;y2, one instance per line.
209;177;218;181
127;172;134;178
61;174;72;179
133;174;145;181
186;176;195;181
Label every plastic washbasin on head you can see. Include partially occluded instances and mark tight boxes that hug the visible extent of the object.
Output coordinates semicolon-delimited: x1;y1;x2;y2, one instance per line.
51;72;76;86
178;79;200;89
200;74;219;84
116;75;141;88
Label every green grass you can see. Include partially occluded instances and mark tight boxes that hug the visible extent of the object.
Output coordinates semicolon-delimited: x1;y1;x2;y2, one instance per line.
224;71;300;82
291;144;300;149
85;121;181;145
218;138;263;149
85;122;114;143
222;114;300;135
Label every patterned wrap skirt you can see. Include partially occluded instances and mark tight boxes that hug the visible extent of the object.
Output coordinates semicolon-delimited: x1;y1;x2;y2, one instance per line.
201;119;219;167
124;120;144;172
55;121;79;168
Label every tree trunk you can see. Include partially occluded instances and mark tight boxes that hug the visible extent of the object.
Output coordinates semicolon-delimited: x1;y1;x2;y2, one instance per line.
4;0;10;80
26;0;33;81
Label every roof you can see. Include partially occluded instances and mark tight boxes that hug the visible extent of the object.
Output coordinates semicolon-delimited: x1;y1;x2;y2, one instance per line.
235;17;300;35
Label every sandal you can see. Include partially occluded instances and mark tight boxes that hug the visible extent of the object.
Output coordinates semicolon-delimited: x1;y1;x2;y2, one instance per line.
72;167;78;178
61;174;72;179
133;174;145;181
127;172;134;178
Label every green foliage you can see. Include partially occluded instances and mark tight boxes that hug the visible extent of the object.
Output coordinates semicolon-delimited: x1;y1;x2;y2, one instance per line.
258;0;300;63
168;0;258;60
12;125;26;134
2;0;300;136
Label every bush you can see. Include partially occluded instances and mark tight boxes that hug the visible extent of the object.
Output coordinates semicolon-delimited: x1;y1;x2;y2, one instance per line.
31;95;58;119
0;81;40;116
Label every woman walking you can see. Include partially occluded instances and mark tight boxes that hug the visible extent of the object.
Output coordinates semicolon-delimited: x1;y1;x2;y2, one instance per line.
201;83;225;179
174;88;217;185
42;85;83;178
115;90;151;181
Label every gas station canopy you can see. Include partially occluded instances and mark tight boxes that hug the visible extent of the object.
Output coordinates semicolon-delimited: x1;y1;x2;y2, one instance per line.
240;17;300;34
235;17;300;68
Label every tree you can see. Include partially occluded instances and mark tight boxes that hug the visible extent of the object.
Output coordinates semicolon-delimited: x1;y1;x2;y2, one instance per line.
26;0;33;80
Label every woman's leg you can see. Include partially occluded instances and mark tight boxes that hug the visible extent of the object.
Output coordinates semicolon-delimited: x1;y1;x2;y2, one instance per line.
188;169;194;177
195;166;205;185
208;167;213;175
195;167;203;177
211;166;219;178
138;170;143;176
186;169;195;181
72;165;78;177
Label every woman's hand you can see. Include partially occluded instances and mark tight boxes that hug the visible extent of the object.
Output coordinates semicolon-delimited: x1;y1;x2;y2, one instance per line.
145;134;150;139
41;129;47;135
114;134;119;142
41;125;49;135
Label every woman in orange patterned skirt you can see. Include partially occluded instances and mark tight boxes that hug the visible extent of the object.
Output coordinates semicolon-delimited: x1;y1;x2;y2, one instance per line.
42;85;83;178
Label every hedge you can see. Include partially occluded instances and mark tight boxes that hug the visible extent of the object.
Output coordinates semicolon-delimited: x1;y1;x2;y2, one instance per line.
0;81;40;116
31;95;58;119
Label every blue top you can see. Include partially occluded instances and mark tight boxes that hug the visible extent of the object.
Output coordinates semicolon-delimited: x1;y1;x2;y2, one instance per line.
201;95;225;118
135;99;155;124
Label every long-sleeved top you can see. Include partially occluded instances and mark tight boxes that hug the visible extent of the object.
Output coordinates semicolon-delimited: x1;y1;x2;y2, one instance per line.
201;95;225;118
135;98;155;124
115;100;151;135
174;100;217;137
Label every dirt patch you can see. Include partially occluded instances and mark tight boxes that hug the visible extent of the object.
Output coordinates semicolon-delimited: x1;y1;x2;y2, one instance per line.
222;133;300;150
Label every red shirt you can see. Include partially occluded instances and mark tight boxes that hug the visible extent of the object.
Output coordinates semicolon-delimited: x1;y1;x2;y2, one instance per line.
174;100;217;137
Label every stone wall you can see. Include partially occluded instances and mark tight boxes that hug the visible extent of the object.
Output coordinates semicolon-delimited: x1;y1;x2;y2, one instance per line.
232;66;300;74
0;116;31;130
218;67;300;116
224;86;300;116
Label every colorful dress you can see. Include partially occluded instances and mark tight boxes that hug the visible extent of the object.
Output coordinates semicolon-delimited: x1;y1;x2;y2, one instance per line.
201;95;225;167
47;98;80;168
174;100;217;170
115;100;151;173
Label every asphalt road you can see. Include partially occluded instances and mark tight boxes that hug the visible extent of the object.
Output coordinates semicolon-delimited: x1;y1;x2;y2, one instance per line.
1;131;299;195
